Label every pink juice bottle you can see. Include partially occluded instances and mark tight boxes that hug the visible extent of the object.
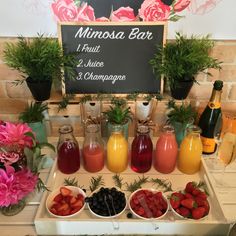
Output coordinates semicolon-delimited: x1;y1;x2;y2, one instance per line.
131;125;153;173
82;124;104;173
57;125;80;174
155;125;178;174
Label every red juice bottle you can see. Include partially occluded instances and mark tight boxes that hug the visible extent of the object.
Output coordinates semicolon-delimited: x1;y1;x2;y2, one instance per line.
131;125;153;173
57;125;80;174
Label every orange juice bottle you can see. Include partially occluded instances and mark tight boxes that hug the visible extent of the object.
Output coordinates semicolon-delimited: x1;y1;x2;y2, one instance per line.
107;125;128;173
178;125;203;174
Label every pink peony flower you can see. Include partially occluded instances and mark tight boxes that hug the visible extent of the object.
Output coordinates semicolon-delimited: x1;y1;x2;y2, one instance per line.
51;0;78;22
14;169;38;200
77;2;95;22
0;167;20;206
110;7;136;22
96;17;110;22
174;0;191;12
0;122;33;149
139;0;171;21
0;167;38;207
0;152;20;165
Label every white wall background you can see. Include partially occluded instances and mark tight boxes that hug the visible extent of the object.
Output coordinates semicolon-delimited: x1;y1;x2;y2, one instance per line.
0;0;235;39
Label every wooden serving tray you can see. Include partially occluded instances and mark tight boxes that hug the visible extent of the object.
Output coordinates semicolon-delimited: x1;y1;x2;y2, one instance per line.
35;154;229;235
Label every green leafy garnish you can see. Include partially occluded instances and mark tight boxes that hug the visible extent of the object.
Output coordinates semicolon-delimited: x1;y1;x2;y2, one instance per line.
64;177;81;187
125;176;149;192
112;174;124;189
89;176;105;192
36;177;50;192
150;178;173;192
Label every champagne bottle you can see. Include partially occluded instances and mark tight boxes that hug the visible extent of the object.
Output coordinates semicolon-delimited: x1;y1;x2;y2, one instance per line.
198;80;223;154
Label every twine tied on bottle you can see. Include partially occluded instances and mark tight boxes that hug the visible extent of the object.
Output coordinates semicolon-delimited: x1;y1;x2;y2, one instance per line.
85;115;102;125
137;117;156;131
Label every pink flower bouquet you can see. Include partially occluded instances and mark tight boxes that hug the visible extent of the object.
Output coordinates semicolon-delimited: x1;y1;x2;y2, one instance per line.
0;121;54;210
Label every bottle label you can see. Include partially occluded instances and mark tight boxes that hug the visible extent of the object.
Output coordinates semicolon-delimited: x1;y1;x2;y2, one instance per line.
201;136;215;153
208;102;221;109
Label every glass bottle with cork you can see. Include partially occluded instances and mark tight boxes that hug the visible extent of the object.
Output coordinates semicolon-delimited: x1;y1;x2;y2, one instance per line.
57;124;80;174
198;80;223;154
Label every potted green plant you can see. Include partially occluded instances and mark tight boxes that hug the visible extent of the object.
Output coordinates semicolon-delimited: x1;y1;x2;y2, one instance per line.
19;102;48;143
103;97;133;139
3;34;78;101
166;100;197;146
149;32;222;99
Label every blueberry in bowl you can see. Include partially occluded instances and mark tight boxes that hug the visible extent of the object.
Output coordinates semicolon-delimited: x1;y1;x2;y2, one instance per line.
86;187;127;218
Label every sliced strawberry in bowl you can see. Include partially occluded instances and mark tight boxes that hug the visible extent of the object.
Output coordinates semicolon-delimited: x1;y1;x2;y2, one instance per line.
60;186;72;196
53;193;63;203
128;188;169;220
46;186;86;218
71;199;84;209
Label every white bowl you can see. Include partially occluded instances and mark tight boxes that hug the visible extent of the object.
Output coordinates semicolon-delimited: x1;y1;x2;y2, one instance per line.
46;186;86;218
170;204;210;221
87;187;127;219
128;188;169;220
169;191;210;220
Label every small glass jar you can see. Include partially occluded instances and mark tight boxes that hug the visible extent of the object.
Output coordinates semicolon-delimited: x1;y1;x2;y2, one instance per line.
57;124;80;174
107;124;128;173
1;199;26;216
178;125;203;174
83;124;104;172
155;125;178;174
131;125;153;173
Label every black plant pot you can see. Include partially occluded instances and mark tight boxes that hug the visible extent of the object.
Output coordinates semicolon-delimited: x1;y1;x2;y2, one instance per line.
170;80;194;100
26;77;52;101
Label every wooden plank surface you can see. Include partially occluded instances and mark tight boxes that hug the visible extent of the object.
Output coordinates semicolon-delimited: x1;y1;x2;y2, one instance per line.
0;226;37;236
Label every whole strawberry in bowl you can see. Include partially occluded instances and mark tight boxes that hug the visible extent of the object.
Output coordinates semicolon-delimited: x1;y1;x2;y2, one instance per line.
46;186;86;218
128;189;169;220
169;181;210;220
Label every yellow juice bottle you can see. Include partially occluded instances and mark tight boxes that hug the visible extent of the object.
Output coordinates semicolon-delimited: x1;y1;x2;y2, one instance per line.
178;125;203;174
107;125;128;173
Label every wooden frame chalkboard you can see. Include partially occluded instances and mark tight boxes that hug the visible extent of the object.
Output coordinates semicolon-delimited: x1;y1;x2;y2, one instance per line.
58;22;167;95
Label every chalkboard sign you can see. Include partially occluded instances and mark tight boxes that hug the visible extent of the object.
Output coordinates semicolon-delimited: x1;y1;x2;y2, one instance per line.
59;22;167;94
